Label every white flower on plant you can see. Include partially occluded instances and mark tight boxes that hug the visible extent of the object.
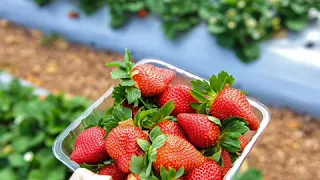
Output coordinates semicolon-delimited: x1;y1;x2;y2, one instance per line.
252;32;261;40
209;17;217;24
237;1;246;8
14;116;24;125
227;22;237;29
24;151;34;162
246;18;257;28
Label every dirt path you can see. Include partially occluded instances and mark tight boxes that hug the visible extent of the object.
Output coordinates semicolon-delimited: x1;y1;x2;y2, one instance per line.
1;19;319;180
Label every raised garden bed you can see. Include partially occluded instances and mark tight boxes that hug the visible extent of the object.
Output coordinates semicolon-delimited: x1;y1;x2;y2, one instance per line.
1;0;320;117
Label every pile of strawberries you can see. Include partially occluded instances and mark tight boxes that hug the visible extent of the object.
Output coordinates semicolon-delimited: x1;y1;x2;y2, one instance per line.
69;50;260;180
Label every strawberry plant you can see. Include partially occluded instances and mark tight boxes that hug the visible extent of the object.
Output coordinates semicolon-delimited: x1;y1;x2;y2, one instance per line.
147;0;202;39
107;0;147;28
271;0;320;31
33;0;319;62
0;76;90;180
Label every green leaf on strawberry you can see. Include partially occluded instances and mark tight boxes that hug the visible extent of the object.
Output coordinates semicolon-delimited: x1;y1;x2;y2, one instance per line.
160;166;184;180
150;126;163;142
190;71;235;113
218;117;249;153
134;101;175;130
98;106;132;132
107;49;141;107
211;147;222;162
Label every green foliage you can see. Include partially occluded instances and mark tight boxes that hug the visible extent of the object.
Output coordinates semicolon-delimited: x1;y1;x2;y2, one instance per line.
233;167;263;180
272;0;319;31
147;0;203;39
33;0;55;6
0;78;90;180
200;0;277;62
34;0;319;62
107;0;146;28
79;0;107;15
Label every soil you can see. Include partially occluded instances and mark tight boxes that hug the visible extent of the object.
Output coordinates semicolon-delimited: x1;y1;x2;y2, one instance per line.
1;19;320;180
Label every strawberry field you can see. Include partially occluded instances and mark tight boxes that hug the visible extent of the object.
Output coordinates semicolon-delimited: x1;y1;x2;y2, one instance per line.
1;21;320;180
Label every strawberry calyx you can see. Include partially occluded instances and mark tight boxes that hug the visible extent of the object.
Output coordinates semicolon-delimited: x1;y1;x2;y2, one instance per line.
107;49;141;107
134;101;176;130
130;127;168;179
190;71;235;114
203;117;249;163
97;105;133;133
79;159;114;173
159;166;184;180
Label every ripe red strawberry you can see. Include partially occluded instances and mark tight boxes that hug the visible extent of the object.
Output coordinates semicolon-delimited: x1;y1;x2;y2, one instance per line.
138;9;147;18
70;127;109;164
157;120;188;140
221;149;232;177
177;113;220;148
105;126;149;173
153;135;205;172
132;64;176;97
185;159;222;180
99;163;126;180
211;87;260;130
239;135;249;151
190;71;259;131
160;85;197;116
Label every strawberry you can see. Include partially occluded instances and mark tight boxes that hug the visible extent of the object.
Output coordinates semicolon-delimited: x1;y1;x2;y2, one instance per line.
70;127;109;164
159;85;197;116
177;113;220;148
185;158;222;180
152;135;205;172
126;173;141;180
99;163;126;180
108;50;175;107
157;120;187;140
211;87;260;130
190;71;260;131
132;64;175;97
138;9;147;18
105;126;149;173
239;135;248;151
221;149;232;177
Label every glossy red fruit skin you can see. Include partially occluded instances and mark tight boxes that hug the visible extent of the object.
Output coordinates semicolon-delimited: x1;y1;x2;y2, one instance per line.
153;135;205;173
239;135;249;151
211;87;260;131
157;120;188;140
105;126;149;173
70;127;109;164
160;85;197;116
185;159;222;180
177;113;220;148
132;64;176;97
221;149;232;177
99;163;126;180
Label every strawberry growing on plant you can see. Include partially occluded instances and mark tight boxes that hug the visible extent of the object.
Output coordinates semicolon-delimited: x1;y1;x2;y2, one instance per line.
70;127;109;164
190;71;260;130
